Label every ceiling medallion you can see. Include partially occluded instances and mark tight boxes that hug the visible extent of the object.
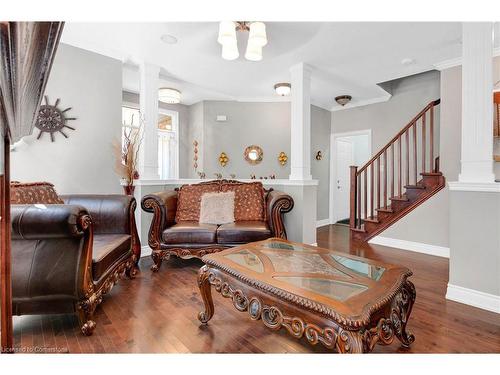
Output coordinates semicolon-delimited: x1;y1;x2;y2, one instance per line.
218;21;267;61
335;95;352;106
35;96;76;142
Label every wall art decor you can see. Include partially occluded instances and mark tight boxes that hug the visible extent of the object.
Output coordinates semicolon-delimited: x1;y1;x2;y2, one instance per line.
278;151;288;166
35;96;77;142
193;140;199;171
315;151;323;160
214;172;223;179
219;152;229;167
197;171;206;179
244;145;263;165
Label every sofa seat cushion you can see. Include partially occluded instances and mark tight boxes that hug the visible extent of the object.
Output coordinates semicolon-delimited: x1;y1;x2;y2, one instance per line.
92;234;131;281
217;221;271;244
162;222;218;244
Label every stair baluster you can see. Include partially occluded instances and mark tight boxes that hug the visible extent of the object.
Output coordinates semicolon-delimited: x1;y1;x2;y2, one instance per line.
349;99;444;241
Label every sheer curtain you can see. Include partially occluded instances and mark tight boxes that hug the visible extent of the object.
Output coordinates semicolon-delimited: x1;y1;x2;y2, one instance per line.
0;21;63;352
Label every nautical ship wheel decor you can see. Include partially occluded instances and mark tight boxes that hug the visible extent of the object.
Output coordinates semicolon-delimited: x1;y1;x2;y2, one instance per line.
35;96;77;142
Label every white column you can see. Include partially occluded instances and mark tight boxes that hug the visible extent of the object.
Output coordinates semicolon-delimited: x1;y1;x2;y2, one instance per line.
138;62;160;180
459;22;495;183
289;63;313;181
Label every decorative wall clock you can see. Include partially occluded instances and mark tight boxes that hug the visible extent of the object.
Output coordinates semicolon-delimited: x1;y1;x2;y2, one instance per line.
35;96;76;142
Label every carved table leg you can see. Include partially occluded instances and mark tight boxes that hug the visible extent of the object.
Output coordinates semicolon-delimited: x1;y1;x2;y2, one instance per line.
336;330;365;354
151;251;163;272
392;280;416;348
198;265;215;324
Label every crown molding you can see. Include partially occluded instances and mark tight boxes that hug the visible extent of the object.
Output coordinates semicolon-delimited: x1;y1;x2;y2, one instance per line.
433;47;500;71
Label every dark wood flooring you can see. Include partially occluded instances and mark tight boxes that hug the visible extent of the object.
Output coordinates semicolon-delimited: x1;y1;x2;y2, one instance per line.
12;225;500;353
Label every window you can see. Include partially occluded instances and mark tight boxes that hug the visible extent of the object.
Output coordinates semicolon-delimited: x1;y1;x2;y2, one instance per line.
121;105;179;180
157;110;179;179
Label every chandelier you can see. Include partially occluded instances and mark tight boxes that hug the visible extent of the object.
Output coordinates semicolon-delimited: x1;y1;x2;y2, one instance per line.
218;21;267;61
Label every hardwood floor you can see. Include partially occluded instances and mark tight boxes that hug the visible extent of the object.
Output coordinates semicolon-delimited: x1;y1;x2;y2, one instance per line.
12;225;500;353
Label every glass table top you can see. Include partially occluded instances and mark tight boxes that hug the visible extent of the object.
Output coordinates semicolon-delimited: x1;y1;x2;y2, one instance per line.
214;240;391;303
273;276;368;302
223;250;264;273
331;255;385;281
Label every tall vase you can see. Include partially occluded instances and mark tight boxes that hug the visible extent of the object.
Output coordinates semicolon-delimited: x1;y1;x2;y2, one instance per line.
123;185;135;196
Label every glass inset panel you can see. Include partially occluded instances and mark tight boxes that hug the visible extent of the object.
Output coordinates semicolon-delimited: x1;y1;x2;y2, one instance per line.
223;250;264;273
261;241;312;252
261;250;348;277
274;276;368;301
331;255;385;281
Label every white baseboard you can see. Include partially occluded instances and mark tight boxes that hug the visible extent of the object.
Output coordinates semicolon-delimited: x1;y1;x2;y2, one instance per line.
369;236;450;258
140;245;152;258
316;219;331;228
446;283;500;314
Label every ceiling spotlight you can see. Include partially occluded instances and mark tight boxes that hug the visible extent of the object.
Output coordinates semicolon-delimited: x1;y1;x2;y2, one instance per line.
159;88;181;104
335;95;352;106
160;34;178;45
274;83;291;96
401;58;415;66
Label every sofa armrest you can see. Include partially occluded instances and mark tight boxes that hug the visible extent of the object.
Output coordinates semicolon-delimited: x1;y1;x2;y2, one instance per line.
11;204;90;239
141;190;178;250
11;204;94;302
60;195;134;235
266;190;294;239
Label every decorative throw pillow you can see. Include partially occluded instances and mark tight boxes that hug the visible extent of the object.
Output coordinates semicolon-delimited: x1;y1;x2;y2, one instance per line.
10;182;64;204
175;182;220;222
220;181;266;221
199;191;235;225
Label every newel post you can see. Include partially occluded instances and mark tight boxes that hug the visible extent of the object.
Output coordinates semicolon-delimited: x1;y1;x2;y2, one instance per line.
349;166;358;229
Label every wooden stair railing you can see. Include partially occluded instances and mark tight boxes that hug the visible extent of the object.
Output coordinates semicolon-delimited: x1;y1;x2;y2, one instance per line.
350;99;445;241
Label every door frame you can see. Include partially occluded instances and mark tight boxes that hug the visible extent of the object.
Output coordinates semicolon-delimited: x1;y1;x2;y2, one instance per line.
329;129;372;224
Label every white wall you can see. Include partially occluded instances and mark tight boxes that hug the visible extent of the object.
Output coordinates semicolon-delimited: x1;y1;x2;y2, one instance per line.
11;43;123;194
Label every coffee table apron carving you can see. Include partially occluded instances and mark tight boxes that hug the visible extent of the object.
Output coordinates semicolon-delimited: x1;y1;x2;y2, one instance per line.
198;238;416;353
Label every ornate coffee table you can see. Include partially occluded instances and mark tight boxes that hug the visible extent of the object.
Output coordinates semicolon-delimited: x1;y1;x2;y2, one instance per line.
198;238;416;353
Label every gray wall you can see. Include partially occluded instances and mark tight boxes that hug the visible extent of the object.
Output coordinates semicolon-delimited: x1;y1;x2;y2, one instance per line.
11;43;123;194
331;70;450;247
449;190;500;296
187;101;205;178
311;105;332;222
122;91;191;178
201;101;291;180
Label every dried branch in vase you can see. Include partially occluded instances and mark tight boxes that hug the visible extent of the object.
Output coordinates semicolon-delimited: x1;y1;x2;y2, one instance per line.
112;114;144;186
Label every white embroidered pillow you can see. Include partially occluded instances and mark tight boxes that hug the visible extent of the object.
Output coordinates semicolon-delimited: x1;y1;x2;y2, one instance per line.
199;191;235;225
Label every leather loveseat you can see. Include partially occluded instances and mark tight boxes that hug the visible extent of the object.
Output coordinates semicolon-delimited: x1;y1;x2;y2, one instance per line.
10;182;140;335
141;180;294;272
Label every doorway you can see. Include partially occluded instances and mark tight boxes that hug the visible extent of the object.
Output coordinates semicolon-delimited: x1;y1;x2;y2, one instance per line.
330;130;372;224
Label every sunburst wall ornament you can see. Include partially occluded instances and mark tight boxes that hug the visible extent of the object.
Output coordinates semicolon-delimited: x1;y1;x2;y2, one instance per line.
35;96;76;142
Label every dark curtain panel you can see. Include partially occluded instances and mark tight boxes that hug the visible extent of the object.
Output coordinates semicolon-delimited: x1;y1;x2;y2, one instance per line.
0;21;63;352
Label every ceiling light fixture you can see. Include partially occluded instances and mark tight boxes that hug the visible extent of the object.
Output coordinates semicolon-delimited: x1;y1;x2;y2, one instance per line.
274;83;291;96
159;88;181;104
160;34;178;45
335;95;352;106
218;21;267;61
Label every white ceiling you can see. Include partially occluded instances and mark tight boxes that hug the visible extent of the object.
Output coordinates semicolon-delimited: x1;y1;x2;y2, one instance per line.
61;22;498;109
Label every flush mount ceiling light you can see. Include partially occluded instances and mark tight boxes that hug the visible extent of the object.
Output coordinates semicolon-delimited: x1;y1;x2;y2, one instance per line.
335;95;352;106
159;88;181;104
218;21;267;61
274;83;291;96
160;34;178;45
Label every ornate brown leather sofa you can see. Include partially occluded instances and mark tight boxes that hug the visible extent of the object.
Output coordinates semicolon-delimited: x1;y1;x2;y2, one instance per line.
141;180;294;272
10;183;140;336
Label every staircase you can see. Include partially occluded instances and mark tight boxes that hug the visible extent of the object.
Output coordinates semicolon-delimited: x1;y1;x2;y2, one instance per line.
350;99;445;242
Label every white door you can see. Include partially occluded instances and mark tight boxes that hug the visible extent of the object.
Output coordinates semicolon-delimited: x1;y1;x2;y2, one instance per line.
333;138;354;222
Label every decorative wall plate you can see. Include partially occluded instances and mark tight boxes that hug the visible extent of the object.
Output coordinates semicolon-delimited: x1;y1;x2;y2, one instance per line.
35;96;76;142
244;145;263;165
